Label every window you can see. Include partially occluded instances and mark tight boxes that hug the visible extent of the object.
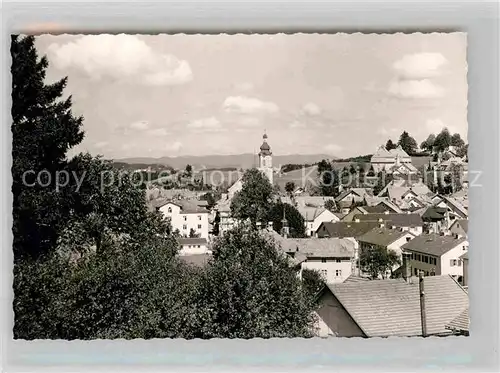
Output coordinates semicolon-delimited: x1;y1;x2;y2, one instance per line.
336;259;341;263
167;207;172;213
463;246;467;250
198;224;202;229
414;268;418;276
197;245;200;248
450;259;457;266
183;224;187;230
433;257;437;265
425;271;429;276
183;216;187;221
458;260;462;267
320;270;328;278
406;237;411;242
424;256;428;264
198;215;202;220
335;270;342;277
321;259;327;263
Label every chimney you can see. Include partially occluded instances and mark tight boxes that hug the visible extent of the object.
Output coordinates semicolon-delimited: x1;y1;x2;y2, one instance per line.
402;251;412;283
419;271;428;337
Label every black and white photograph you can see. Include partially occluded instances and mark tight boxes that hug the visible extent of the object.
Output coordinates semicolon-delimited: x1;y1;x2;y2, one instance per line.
11;32;469;340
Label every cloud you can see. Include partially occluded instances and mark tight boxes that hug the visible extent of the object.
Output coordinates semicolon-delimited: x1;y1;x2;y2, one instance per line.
234;82;254;92
301;102;322;116
129;120;150;131
289;120;307;129
425;119;459;135
237;117;261;128
388;52;448;99
166;141;183;152
393;53;448;80
147;128;169;136
94;141;108;149
388;79;445;99
47;34;193;86
187;117;224;132
324;144;343;154
377;127;399;137
223;96;279;114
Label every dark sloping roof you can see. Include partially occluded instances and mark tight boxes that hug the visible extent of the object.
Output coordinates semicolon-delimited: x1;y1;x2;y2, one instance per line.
327;275;469;337
357;227;412;247
353;213;423;227
158;199;209;214
317;221;380;239
422;206;448;221
401;234;467;256
453;219;469;234
178;238;208;245
344;275;371;283
264;229;355;258
445;308;469;333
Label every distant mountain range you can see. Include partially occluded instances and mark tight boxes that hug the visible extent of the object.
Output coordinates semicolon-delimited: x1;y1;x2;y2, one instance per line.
113;153;338;170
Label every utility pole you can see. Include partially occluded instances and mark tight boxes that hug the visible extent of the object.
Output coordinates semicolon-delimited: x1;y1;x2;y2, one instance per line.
419;271;427;337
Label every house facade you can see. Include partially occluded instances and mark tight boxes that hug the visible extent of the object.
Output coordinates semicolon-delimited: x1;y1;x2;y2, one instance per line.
357;227;416;276
178;237;210;255
266;230;356;284
401;233;469;284
370;145;413;173
158;200;210;239
299;207;340;237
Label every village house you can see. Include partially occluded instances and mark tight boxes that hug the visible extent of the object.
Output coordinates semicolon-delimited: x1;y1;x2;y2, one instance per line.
376;181;433;209
449;219;468;239
352;213;424;236
297;206;340;237
314;271;469;337
370;144;414;173
401;233;469;284
266;229;356;284
434;196;468;227
178;237;210;256
460;251;469;288
157;200;210;239
280;195;336;209
357;227;416;276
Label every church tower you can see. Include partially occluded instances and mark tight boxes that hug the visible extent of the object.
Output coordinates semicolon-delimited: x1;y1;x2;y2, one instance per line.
258;132;273;185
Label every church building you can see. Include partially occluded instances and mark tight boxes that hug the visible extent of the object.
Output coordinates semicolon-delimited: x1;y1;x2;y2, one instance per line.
258;132;274;185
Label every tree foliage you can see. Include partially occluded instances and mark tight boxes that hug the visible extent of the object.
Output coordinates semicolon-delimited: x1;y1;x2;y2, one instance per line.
451;133;465;148
324;199;336;212
267;202;306;238
360;246;401;280
285;181;296;195
11;35;85;260
397;131;418;155
385;139;397;151
434;128;452;153
201;226;317;338
420;134;436;152
316;159;340;197
230;168;275;228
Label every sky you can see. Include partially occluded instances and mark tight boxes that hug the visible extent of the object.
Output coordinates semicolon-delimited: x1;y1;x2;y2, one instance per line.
35;33;468;159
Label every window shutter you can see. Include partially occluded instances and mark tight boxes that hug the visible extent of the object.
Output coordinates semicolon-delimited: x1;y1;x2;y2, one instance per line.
450;259;454;266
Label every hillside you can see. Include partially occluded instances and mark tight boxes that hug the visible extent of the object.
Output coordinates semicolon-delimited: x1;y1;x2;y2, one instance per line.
114;153;337;170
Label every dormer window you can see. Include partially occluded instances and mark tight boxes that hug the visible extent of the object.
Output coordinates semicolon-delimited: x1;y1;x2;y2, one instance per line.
168;207;172;213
